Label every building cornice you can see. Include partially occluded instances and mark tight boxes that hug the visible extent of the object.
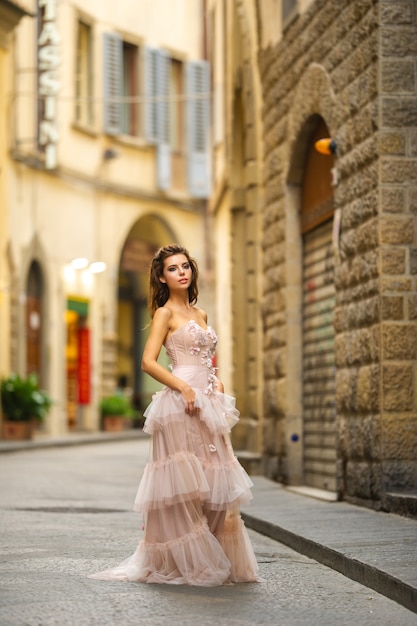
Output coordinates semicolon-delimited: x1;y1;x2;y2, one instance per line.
11;149;203;213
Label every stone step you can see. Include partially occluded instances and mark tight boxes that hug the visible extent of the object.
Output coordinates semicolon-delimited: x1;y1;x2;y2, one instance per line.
236;450;263;475
383;492;417;519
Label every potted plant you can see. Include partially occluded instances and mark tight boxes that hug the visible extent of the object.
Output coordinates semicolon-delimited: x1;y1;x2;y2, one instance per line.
99;394;136;432
1;373;52;440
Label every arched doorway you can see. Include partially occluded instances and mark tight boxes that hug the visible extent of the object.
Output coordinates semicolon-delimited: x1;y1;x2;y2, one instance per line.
300;116;337;492
26;260;44;382
117;215;175;413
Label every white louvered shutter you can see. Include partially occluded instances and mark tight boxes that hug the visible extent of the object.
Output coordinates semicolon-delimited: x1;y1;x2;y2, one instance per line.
103;33;122;135
156;50;171;190
143;47;159;144
186;60;211;198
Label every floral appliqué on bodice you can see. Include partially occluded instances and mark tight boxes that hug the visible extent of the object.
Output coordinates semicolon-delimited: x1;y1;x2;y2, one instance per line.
187;320;218;395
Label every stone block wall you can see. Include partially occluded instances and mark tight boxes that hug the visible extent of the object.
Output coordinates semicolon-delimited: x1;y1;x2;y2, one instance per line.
378;0;417;506
258;0;417;511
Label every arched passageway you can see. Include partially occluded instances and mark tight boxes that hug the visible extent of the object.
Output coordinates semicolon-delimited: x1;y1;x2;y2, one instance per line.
286;114;337;492
117;215;176;411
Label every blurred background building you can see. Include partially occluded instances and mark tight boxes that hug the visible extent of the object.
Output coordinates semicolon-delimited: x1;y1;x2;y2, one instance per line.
2;0;212;436
1;0;416;517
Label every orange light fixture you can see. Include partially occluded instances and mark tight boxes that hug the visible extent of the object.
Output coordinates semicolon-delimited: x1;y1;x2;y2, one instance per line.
315;138;337;155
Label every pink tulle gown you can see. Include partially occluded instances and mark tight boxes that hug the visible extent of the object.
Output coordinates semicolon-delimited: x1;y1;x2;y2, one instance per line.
89;320;260;586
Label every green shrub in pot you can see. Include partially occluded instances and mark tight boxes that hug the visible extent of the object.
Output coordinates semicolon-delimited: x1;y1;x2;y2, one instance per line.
1;373;52;422
99;394;135;418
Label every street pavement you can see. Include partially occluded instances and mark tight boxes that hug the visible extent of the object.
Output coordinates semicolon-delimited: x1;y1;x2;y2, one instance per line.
0;433;416;625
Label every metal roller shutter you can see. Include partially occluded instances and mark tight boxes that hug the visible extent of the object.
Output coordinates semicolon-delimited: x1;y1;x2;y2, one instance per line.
302;219;337;492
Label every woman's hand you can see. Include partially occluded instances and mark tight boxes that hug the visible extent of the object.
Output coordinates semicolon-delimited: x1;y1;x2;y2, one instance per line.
180;384;200;416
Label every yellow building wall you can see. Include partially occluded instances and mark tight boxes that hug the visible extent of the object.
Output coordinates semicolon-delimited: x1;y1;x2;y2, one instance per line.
5;0;209;437
0;46;10;378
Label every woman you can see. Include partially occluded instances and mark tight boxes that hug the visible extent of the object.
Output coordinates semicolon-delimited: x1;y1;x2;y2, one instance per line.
89;244;260;586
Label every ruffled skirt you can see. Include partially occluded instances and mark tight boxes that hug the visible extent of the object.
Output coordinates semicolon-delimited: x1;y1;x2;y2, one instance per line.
89;382;260;586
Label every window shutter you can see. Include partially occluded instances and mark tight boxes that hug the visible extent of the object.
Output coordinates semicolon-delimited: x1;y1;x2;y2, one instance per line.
186;60;211;198
143;47;159;143
156;50;171;190
103;33;122;135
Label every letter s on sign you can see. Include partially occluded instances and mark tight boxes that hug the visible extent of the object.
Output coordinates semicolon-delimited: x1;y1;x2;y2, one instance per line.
39;71;60;96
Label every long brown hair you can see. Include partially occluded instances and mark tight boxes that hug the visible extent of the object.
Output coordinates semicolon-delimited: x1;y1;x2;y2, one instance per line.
149;244;199;317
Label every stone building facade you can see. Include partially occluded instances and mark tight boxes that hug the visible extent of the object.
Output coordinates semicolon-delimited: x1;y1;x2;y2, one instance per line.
257;0;417;514
211;0;416;515
207;0;265;468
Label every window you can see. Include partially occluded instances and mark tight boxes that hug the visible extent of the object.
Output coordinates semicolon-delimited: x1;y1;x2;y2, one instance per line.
149;55;211;196
143;47;170;189
75;21;93;127
122;42;140;136
143;47;159;143
143;47;169;147
103;33;140;137
186;60;211;198
103;35;211;197
147;54;211;195
169;59;183;152
169;59;186;191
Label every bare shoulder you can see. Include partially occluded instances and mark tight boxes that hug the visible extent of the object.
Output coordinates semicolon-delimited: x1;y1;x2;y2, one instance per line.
152;306;173;331
193;306;208;324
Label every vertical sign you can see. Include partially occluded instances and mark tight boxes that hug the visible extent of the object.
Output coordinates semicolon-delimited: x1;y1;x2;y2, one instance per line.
77;327;91;405
38;0;60;169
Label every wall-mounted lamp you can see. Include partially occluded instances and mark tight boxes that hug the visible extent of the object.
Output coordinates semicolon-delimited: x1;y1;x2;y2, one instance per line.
71;257;89;269
89;261;106;274
315;138;337;156
69;258;106;273
103;148;119;161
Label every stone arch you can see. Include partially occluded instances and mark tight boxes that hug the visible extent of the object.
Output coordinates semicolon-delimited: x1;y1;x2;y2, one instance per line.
287;63;336;185
283;64;338;489
115;213;178;411
17;235;50;386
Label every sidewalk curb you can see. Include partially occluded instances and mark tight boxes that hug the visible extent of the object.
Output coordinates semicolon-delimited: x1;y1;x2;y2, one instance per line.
241;511;417;615
0;430;148;454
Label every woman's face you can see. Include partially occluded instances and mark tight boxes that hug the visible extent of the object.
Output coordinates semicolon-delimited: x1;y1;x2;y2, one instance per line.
160;254;192;292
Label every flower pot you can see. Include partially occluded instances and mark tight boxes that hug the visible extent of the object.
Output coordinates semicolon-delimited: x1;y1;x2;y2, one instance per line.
103;415;126;432
1;420;35;440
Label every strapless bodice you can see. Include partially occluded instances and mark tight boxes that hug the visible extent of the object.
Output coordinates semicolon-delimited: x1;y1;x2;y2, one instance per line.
165;320;217;369
165;320;218;395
